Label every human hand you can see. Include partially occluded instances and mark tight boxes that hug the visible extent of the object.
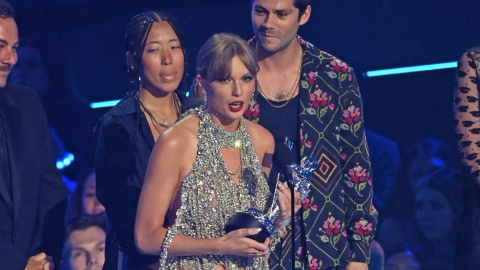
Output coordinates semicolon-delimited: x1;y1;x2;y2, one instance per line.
345;261;368;270
274;181;301;229
25;253;54;270
218;228;270;258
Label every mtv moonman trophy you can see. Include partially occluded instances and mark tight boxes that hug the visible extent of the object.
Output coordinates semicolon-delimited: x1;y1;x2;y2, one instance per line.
224;156;318;242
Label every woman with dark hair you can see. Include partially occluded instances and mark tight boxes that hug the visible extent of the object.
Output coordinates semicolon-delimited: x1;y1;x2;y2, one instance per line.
412;167;460;270
135;33;300;269
95;11;188;269
65;168;105;223
377;137;454;254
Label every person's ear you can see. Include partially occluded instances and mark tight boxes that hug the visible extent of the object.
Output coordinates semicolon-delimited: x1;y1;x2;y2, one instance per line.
299;5;311;26
126;52;135;71
195;75;206;98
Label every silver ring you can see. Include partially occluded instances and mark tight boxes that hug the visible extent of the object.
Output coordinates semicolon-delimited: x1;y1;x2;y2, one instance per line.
281;211;287;216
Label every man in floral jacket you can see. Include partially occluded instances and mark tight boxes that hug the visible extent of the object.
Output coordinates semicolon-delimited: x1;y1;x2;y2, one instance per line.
244;0;378;269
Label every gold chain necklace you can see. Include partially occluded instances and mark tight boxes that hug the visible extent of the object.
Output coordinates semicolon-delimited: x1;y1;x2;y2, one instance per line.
256;49;304;109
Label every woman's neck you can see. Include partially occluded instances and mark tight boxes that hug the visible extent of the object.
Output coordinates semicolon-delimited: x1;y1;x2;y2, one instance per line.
139;88;176;115
207;111;241;133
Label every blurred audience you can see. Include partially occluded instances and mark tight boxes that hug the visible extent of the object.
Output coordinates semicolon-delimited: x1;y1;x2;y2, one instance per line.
9;44;99;180
369;239;385;270
384;245;420;270
365;129;400;213
61;214;106;270
412;167;459;270
65;168;104;223
378;137;455;253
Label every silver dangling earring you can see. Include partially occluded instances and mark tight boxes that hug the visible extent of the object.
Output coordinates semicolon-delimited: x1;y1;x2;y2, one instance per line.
202;91;207;104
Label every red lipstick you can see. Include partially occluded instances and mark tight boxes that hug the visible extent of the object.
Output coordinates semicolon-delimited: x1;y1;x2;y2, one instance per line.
229;100;244;112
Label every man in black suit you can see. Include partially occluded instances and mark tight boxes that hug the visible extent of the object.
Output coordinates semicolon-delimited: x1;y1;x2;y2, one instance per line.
0;1;68;269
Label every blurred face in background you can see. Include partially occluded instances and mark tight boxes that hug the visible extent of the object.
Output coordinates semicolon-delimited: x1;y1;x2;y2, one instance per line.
82;173;105;215
415;187;454;241
0;17;18;88
407;156;444;190
9;46;49;96
67;226;105;270
385;250;420;270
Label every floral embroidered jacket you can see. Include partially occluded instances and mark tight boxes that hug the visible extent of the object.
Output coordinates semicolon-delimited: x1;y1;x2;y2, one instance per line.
244;37;378;269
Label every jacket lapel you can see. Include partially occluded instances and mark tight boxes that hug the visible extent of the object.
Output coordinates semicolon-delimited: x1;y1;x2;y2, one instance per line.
0;89;24;220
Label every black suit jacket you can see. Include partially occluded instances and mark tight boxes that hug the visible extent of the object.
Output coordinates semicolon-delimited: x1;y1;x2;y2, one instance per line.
0;84;68;269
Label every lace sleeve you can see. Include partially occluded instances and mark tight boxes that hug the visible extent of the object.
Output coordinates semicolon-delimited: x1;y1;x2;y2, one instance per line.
454;49;480;185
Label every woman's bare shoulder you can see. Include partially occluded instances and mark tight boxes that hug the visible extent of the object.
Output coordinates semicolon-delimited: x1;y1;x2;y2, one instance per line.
244;118;273;143
157;114;199;150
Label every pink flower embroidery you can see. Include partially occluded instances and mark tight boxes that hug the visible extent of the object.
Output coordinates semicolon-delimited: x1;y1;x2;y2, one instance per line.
302;196;310;210
308;255;318;270
308;71;315;86
343;104;361;124
323;215;341;235
309;89;328;108
300;129;312;149
354;218;373;236
330;59;348;73
348;164;367;183
328;102;335;110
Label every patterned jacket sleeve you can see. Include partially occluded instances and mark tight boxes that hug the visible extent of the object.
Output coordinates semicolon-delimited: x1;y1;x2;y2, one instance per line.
454;49;480;185
339;66;378;263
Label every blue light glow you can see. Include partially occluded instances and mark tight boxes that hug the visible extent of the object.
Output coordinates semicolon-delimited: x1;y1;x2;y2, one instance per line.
90;99;121;109
56;152;75;170
89;61;458;108
366;61;457;77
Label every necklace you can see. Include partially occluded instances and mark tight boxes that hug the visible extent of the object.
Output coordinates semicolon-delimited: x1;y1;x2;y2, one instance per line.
137;91;180;131
225;159;242;175
256;49;304;109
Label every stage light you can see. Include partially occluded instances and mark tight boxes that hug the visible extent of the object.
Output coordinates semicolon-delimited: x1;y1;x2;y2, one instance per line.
366;61;457;77
89;61;458;108
90;99;121;109
56;152;75;170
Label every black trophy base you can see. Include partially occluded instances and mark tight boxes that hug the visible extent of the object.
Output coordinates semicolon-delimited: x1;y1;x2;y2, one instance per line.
224;212;270;243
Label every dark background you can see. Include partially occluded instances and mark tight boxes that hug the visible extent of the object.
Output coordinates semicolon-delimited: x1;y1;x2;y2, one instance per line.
9;0;480;152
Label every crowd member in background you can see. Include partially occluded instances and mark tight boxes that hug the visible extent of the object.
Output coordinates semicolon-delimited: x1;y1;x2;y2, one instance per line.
244;0;377;269
95;10;188;269
9;44;98;181
378;137;454;253
412;167;459;270
0;1;68;269
384;246;420;270
61;214;106;270
65;168;104;223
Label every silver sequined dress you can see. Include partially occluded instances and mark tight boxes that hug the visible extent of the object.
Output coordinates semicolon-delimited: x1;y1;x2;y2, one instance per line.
159;107;283;270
